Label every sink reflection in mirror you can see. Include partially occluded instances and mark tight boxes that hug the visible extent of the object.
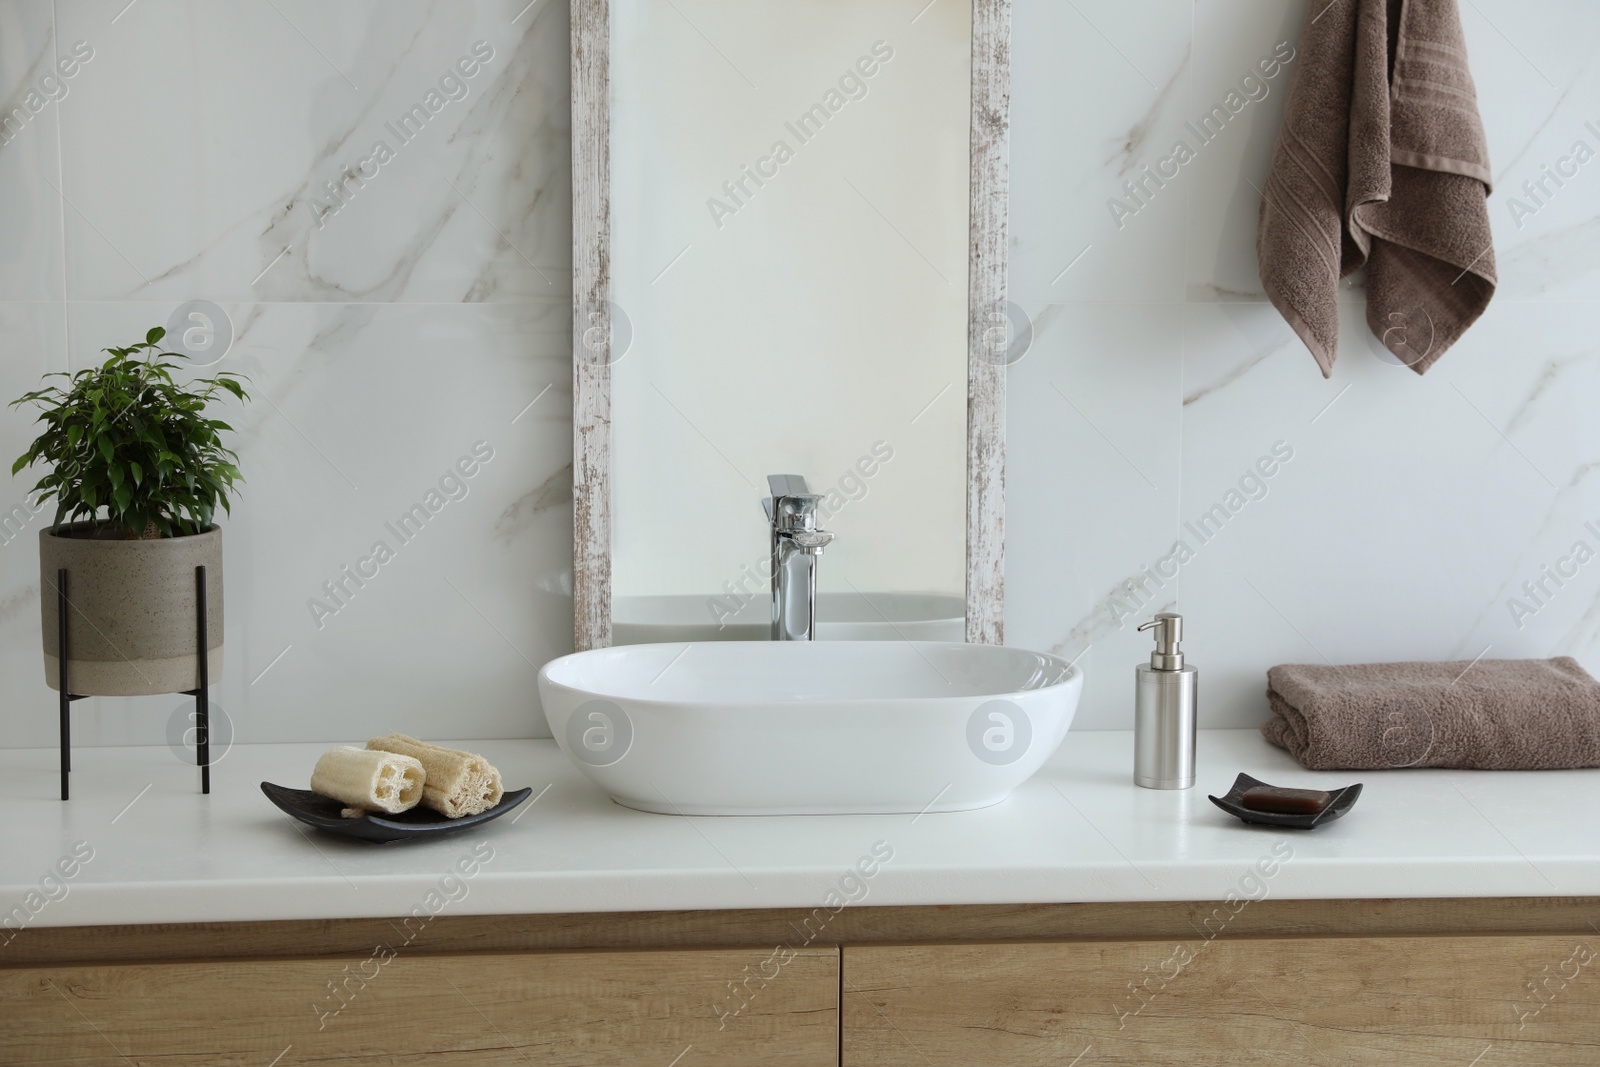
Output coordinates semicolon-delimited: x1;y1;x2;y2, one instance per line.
612;592;965;644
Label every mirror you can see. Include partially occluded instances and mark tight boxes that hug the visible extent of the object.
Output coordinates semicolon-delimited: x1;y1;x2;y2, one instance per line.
571;0;1010;649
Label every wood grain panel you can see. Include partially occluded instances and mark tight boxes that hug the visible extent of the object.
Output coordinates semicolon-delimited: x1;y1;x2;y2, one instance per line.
965;0;1010;645
571;0;612;652
0;947;837;1066
9;898;1598;966
845;936;1600;1066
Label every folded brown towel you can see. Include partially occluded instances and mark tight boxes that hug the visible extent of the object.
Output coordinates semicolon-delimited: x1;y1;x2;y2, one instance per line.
1263;657;1600;770
1258;0;1495;377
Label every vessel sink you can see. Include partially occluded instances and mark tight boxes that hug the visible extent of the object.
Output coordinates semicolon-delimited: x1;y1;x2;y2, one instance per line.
611;592;964;644
537;641;1083;815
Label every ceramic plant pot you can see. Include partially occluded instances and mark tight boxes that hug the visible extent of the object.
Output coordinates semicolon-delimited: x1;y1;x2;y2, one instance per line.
39;523;223;697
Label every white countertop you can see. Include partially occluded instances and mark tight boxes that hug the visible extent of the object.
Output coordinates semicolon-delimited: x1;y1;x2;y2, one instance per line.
3;730;1598;929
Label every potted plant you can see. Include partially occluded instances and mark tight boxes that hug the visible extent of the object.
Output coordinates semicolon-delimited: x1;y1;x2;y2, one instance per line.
10;327;248;696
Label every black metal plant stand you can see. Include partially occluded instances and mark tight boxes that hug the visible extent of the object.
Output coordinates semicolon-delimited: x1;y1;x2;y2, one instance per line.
57;565;211;801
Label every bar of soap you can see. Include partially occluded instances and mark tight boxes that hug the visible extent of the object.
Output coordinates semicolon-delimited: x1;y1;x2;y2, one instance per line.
1240;784;1332;815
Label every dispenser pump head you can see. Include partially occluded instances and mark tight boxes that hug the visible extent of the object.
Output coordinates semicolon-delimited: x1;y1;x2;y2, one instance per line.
1137;612;1185;670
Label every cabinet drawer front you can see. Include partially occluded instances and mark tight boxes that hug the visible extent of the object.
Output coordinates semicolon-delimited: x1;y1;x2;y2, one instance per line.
845;936;1600;1066
1;946;838;1065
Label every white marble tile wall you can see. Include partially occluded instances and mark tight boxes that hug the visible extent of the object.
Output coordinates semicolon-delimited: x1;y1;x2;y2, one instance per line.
0;0;572;749
4;0;1597;751
1010;0;1600;727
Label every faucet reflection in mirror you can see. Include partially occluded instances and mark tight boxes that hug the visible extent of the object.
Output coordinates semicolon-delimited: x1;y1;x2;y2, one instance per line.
762;475;834;641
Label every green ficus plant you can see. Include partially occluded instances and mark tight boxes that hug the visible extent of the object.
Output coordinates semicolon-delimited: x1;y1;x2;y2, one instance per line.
10;327;249;540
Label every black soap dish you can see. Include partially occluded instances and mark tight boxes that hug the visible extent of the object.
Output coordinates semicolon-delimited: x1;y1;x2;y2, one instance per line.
261;781;532;843
1207;772;1361;829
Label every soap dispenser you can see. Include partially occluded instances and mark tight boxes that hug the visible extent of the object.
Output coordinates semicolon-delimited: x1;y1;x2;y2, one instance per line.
1134;612;1197;789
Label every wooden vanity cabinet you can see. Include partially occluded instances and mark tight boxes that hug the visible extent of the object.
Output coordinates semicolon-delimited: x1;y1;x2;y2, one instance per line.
7;900;1600;1065
843;936;1600;1066
0;947;839;1066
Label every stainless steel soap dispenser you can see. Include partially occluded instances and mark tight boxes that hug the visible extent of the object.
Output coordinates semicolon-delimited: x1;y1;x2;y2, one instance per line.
1134;612;1197;789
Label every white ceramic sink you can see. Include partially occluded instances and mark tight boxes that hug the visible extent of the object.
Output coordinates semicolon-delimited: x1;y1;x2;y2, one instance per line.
611;592;964;644
537;641;1083;815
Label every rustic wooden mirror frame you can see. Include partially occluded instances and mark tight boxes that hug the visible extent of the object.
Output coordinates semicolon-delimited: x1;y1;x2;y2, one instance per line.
570;0;1011;651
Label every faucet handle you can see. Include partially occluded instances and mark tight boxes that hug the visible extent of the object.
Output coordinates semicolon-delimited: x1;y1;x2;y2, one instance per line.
765;474;825;532
767;474;811;498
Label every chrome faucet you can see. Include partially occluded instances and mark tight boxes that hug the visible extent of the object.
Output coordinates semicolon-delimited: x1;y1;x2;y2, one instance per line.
763;475;834;641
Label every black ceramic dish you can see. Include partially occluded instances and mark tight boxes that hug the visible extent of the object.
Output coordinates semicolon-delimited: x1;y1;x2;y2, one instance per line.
1207;773;1361;829
261;782;533;843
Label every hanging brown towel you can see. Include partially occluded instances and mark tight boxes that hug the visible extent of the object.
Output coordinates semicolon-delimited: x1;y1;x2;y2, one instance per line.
1258;0;1495;377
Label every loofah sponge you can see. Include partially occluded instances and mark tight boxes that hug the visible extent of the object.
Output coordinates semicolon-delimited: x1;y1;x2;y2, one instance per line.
367;734;503;818
310;746;426;814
